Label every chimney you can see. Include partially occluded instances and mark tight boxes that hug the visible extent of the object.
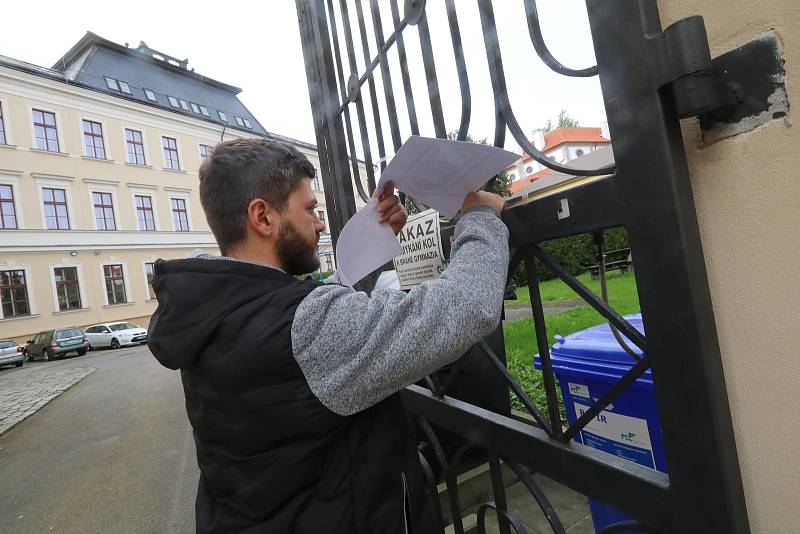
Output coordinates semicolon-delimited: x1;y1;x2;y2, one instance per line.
533;130;545;151
600;120;611;141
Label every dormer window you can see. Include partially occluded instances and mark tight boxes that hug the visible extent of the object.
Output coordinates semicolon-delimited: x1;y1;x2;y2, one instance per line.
104;77;119;91
235;116;245;127
200;106;209;117
119;81;131;94
168;96;179;108
144;89;157;102
218;111;228;122
190;103;200;114
178;100;189;111
243;118;252;128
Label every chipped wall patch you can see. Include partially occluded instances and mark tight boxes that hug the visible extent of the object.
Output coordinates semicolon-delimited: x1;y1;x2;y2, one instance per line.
699;31;790;146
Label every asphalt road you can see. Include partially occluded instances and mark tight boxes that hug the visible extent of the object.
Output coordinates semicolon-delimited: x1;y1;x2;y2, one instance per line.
0;345;198;533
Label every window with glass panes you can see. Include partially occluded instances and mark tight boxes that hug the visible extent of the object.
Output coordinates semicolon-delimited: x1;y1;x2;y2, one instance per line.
317;210;326;227
0;102;6;144
0;184;17;229
82;120;106;159
162;137;180;170
171;198;189;231
125;129;146;165
135;195;156;231
32;109;59;152
199;144;213;161
54;267;81;311
92;192;116;230
0;270;29;317
103;265;126;304
144;262;155;300
43;187;69;229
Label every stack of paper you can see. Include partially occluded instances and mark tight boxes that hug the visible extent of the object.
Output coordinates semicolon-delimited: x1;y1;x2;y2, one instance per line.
334;136;518;287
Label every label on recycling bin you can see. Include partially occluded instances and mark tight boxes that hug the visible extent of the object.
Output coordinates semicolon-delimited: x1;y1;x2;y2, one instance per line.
575;402;656;470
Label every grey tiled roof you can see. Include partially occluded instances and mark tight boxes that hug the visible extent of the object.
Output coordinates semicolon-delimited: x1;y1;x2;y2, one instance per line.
0;32;317;151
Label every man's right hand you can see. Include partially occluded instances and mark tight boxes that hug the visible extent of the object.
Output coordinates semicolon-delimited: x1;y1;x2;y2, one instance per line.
461;191;506;215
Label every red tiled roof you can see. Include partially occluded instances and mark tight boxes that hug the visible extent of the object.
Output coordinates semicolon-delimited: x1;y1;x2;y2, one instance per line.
509;167;552;193
521;127;609;162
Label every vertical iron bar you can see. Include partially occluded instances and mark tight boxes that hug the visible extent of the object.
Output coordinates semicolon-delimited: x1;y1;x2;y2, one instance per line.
488;454;512;534
445;0;471;141
338;0;377;194
416;8;447;138
523;251;562;438
325;0;369;204
354;0;388;171
296;0;357;240
586;1;749;531
368;0;403;151
389;0;420;135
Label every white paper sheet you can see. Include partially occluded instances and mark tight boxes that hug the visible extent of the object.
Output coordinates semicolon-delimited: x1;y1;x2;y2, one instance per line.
377;135;519;217
334;199;401;288
335;136;519;287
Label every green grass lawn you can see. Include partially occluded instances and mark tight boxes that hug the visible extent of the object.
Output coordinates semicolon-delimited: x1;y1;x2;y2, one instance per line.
502;271;641;418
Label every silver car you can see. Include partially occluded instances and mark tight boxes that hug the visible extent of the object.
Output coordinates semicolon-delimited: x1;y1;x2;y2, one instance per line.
0;339;24;369
84;322;148;350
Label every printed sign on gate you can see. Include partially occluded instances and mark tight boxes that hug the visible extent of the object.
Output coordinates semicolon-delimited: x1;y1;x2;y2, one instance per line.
393;209;445;290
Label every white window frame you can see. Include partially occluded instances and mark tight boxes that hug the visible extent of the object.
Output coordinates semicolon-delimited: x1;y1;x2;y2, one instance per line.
78;115;112;160
142;258;159;302
128;184;161;231
160;134;183;171
98;259;132;306
165;189;193;232
49;260;89;313
0;260;38;319
28;104;66;153
104;76;119;91
86;180;121;231
0;172;25;229
0;96;14;145
33;174;76;231
121;124;151;166
198;142;214;163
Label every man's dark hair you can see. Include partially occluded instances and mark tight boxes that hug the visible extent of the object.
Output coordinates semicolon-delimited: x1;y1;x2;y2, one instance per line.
199;138;316;254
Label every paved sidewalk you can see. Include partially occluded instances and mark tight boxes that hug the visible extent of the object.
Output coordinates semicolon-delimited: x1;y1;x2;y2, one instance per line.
0;367;95;435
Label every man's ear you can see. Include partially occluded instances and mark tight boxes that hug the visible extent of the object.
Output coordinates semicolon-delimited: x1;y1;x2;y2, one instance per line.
247;198;280;239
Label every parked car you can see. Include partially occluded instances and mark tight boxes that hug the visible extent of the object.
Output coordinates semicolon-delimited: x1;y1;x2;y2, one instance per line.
0;339;24;369
84;322;148;350
24;328;89;362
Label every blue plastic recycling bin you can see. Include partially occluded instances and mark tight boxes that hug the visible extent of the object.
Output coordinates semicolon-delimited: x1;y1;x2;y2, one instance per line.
534;313;666;533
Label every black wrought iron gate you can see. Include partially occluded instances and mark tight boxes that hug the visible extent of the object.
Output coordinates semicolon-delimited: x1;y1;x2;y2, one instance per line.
296;1;750;532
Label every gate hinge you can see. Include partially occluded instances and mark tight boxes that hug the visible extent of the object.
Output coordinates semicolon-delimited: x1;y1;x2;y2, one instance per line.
650;16;735;119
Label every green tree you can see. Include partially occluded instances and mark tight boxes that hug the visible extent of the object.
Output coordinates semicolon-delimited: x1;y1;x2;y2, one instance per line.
535;109;579;134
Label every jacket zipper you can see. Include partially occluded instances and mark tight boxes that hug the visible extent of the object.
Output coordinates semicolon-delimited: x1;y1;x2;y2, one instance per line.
401;471;411;534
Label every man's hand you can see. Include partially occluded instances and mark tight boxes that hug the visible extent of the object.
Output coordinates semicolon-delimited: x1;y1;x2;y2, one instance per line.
375;181;408;235
461;191;505;214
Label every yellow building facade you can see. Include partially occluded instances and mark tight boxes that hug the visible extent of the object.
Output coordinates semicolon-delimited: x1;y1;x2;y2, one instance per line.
0;37;341;343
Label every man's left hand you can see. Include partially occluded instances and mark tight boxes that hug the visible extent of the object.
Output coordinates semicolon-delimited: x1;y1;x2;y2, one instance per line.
375;181;407;235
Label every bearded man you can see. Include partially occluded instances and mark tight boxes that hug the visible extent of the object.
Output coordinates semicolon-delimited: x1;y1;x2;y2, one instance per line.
148;138;508;533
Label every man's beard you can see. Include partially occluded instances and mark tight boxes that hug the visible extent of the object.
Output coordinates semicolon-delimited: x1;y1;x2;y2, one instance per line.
275;219;320;276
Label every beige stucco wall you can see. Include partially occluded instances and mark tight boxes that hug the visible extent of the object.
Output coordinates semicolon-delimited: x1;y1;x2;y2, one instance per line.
657;2;799;532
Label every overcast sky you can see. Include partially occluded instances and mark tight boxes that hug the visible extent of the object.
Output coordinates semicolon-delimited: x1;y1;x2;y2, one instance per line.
1;0;607;156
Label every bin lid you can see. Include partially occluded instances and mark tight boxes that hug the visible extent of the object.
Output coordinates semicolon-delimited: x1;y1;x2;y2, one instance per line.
534;313;650;384
550;312;644;365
